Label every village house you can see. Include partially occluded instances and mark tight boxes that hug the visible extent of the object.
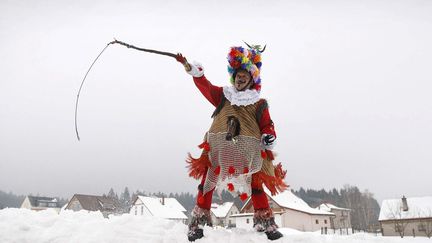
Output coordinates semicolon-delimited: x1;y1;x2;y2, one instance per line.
210;202;239;228
130;195;188;223
316;202;352;230
379;195;432;238
64;194;124;218
20;196;62;213
233;189;335;232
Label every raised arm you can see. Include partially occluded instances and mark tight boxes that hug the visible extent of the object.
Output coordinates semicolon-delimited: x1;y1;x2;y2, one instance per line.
192;76;222;107
176;53;222;107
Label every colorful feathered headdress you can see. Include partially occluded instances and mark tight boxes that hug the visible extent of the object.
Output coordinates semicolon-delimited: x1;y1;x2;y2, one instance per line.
227;43;265;91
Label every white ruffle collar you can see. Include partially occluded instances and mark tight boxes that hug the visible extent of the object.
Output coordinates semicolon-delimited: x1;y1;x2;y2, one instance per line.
222;86;260;106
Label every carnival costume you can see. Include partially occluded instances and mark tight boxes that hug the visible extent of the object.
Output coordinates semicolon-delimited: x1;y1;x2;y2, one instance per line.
180;46;287;241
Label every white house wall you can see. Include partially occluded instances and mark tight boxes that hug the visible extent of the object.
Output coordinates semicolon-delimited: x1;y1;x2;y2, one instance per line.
310;215;332;232
20;197;32;209
234;214;282;230
130;204;152;217
225;205;240;227
282;209;308;231
282;209;331;232
275;214;282;227
234;216;254;230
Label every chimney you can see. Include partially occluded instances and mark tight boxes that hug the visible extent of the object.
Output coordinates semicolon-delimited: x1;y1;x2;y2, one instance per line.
402;196;408;211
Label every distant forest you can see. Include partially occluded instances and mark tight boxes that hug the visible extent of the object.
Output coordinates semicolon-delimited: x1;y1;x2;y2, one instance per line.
294;186;380;230
0;185;380;230
0;190;25;209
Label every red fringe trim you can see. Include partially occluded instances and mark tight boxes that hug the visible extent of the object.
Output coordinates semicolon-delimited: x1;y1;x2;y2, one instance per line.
252;162;288;196
198;141;210;151
186;152;212;180
274;163;287;181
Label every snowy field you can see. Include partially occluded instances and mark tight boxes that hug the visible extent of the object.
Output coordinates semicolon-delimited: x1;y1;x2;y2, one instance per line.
0;209;429;243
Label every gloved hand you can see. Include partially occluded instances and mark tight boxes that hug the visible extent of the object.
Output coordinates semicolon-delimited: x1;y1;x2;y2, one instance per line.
176;53;204;78
261;134;276;150
175;53;191;71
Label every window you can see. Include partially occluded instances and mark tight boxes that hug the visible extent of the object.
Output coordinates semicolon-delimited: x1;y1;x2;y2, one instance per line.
246;219;250;224
134;207;137;215
324;219;327;224
316;219;319;224
102;203;114;210
141;206;144;215
38;202;47;207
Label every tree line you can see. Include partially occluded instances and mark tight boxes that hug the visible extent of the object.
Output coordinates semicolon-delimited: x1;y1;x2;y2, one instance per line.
293;185;381;231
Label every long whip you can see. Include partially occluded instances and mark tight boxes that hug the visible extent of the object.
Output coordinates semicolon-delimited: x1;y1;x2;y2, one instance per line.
74;39;185;141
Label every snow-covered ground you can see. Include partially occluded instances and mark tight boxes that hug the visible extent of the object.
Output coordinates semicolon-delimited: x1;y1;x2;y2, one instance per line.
0;208;428;243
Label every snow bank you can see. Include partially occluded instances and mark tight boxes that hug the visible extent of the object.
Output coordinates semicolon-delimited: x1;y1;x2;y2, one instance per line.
0;208;430;243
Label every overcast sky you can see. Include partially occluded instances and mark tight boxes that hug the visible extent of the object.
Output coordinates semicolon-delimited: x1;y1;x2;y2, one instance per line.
1;0;431;204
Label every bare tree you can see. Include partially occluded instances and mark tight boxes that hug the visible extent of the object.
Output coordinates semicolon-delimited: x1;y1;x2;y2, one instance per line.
385;201;409;238
418;208;432;238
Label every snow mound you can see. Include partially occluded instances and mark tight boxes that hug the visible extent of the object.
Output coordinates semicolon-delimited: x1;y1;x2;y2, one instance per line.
0;208;430;243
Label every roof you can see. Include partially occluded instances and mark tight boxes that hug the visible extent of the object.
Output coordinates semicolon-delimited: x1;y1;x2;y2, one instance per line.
379;196;432;221
211;202;235;218
159;198;187;212
135;196;187;220
69;194;122;212
242;189;334;216
27;196;60;208
316;203;351;212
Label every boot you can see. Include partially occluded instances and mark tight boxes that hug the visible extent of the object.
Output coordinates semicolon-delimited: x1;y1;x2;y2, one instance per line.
253;208;283;241
265;228;283;241
187;206;213;242
187;228;203;242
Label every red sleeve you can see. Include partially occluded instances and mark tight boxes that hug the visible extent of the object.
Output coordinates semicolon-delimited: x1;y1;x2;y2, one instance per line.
193;75;223;107
259;107;276;137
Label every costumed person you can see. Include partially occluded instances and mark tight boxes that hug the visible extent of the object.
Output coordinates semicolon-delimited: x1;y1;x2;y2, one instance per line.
176;45;287;241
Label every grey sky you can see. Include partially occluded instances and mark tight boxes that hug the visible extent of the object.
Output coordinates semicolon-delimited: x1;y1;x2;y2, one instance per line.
1;0;431;204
